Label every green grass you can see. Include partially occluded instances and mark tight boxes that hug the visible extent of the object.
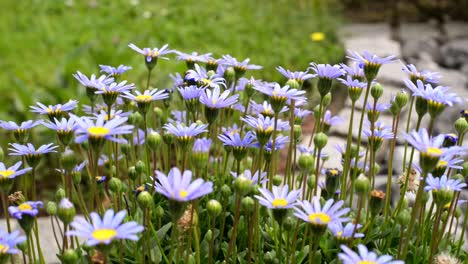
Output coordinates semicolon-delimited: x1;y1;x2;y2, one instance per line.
0;0;343;121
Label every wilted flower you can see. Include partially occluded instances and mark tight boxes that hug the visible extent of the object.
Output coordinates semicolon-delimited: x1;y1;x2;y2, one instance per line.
67;209;144;246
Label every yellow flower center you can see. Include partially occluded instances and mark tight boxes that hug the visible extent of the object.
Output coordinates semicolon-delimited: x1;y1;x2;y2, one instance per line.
201;78;212;85
135;95;153;102
336;231;343;237
272;198;288;208
0;170;15;179
358;261;377;264
88;127;110;137
426;147;443;156
91;229;117;242
179;190;188;198
18;203;32;211
211;99;218;105
0;244;10;254
310;32;325;42
308;212;331;224
437;160;448;167
329;169;338;176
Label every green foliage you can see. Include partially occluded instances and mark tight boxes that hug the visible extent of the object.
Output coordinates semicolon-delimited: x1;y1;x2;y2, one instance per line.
0;0;343;121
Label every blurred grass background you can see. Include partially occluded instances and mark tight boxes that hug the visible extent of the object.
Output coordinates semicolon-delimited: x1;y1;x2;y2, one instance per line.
0;0;344;122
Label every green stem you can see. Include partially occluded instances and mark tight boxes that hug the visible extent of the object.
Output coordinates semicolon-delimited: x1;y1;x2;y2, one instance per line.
340;100;356;200
402;96;415;171
384;112;400;219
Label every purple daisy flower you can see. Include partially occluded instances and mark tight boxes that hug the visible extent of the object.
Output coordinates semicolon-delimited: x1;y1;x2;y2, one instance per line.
176;51;212;64
122;88;169;103
403;128;463;158
219;54;262;73
170;73;185;90
255;185;301;209
405;80;460;107
200;86;239;109
163;123;208;139
340;63;365;80
93;109;131;122
185;64;226;89
294;197;350;227
402;64;441;84
218;131;256;148
94;81;135;96
99;65;132;77
73;71;114;89
276;66;314;83
338;75;367;89
0;228;27;255
309;63;345;79
42;117;78;132
154;167;213;202
128;43;172;63
323;110;344;127
0;161;31;181
192;138;212;153
425;174;467;192
346;50;397;69
365;101;391;113
30;100;78;117
67;209;144;246
339;244;404;264
73;115;134;144
294;108;313;120
254;83;306;103
98;154;124;167
8;201;43;219
231;169;267;185
178;85;204;101
242;115;289;134
363;120;394;140
329;222;364;240
261;135;290;152
0;120;40;131
168;110;187;124
251;101;288;117
8;143;58;156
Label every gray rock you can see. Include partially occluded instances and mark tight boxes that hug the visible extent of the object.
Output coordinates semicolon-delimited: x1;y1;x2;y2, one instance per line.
440;38;468;69
392;146;420;176
401;37;441;63
299;135;346;170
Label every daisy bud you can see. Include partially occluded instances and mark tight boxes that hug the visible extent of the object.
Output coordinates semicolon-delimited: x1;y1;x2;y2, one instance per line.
46;201;57;215
206;199;222;217
298;153;315;172
455;207;462;218
421;191;430;203
323;93;332;107
435;189;454;207
155;205;165;218
147;131;162;151
57;198;75;225
313;105;321;118
370;83;383;100
55;188;66;201
389;102;400;116
221;184;232;198
72;172;81;185
395;90;409;109
135;160;146;175
61;249;79;264
415;97;428;117
60;149;77;172
272;175;283;186
162;132;175;145
234;176;252;195
128;112;143;126
245;80;255;98
454;117;468;135
355;174;371;195
109;177;123;193
283;216;295;231
294;125;302;141
307;175;316;189
369;190;385;216
224;66;236;84
325;168;341;195
286;79;300;90
128;166;138;181
264;252;275;264
242;197;255;213
397;209;411;226
314;132;328;149
137;191;153;209
120;143;131;157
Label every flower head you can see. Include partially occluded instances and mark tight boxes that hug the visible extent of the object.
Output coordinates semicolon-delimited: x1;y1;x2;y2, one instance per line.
67;209;144;246
294;197;349;227
251;101;288;117
122;89;169;107
30;100;78;119
0;228;27;255
218;131;256;148
254;83;306;106
309;63;345;79
8;143;58;160
425;174;466;192
163;123;207;139
0;120;40;131
178;85;204;101
402;64;441;84
154;167;213;202
73;71;114;89
340;63;365;80
200;86;239;109
276;66;314;83
219;55;262;75
192;138;212;153
347;50;397;69
329;222;364;240
339;244;404;264
255;185;301;209
231;170;267;186
185;64;226;89
8;201;43;219
99;64;132;77
73;115;133;145
128;43;172;63
0;161;31;182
